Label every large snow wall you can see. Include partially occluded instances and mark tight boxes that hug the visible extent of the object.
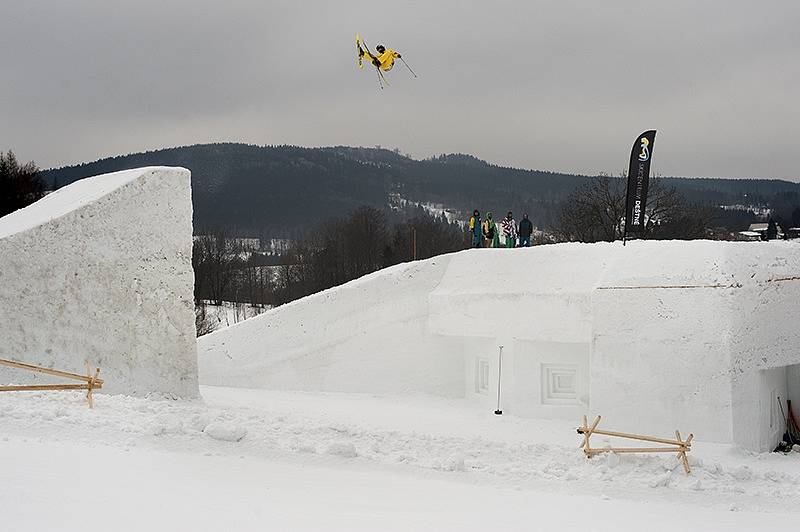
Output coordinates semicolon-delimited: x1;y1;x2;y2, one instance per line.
199;240;800;451
0;167;198;397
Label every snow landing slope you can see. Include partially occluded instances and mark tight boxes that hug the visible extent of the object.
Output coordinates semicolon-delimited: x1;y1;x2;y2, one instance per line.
199;256;459;395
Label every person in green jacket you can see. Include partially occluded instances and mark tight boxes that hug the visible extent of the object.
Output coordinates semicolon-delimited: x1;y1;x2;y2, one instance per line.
481;212;496;248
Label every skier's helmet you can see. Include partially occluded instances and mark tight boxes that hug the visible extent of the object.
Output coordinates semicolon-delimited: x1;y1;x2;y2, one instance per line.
376;45;386;53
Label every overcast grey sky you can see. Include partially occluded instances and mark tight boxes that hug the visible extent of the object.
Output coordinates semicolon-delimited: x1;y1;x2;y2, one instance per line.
1;0;798;179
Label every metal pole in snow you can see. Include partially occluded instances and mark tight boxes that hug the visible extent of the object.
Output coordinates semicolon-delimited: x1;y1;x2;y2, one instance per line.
622;199;628;247
494;345;503;415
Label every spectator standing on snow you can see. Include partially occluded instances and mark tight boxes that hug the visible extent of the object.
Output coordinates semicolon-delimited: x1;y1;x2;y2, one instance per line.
501;211;517;248
518;213;533;247
468;209;482;248
482;212;498;248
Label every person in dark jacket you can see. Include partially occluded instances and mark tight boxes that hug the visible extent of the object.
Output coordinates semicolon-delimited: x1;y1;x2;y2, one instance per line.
518;213;533;247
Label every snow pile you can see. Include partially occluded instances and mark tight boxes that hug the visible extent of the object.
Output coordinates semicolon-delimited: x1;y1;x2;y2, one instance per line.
200;240;800;451
204;421;248;442
327;441;358;458
0;167;198;397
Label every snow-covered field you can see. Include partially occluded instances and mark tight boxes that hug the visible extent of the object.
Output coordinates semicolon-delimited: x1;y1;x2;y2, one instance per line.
202;301;270;331
2;386;798;530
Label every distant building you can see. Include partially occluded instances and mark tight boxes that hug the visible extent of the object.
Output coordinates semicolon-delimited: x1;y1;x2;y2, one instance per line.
748;222;784;240
720;204;772;217
737;230;761;241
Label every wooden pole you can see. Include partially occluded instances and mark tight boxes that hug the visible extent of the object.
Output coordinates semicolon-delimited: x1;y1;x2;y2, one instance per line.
577;415;693;474
0;358;103;408
0;358;103;385
587;447;687;454
579;415;602;453
676;430;691;474
85;363;99;409
578;426;689;448
0;384;97;392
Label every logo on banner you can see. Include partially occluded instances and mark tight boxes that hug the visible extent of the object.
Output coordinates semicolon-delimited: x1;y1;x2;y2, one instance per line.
638;137;650;162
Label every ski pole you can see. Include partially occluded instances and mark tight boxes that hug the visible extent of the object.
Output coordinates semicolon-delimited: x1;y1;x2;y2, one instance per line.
400;57;418;78
377;67;389;87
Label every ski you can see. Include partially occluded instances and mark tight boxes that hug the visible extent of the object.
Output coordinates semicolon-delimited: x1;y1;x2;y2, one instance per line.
356;33;364;69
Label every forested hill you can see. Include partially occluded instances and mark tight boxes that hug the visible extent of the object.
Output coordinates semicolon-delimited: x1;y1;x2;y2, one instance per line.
40;143;800;236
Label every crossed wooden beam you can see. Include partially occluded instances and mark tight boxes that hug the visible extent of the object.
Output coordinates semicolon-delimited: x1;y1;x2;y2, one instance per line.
0;358;103;408
577;415;693;474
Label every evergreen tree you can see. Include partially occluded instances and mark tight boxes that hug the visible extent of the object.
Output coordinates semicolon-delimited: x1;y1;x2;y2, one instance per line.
766;218;778;240
0;151;44;218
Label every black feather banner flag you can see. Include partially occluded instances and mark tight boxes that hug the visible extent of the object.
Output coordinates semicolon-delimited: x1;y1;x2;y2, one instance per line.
624;130;657;242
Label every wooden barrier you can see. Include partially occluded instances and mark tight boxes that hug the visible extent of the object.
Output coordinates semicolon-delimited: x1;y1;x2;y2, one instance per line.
577;415;693;474
0;358;103;408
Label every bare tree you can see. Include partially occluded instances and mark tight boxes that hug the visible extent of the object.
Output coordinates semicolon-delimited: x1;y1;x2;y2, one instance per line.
343;206;388;277
643;177;712;239
239;263;274;307
387;212;466;264
555;173;626;242
195;302;217;337
193;230;242;305
554;173;712;242
273;206;467;306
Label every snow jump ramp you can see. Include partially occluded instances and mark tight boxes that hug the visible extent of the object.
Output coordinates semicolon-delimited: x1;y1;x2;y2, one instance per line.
0;167;198;397
199;240;800;452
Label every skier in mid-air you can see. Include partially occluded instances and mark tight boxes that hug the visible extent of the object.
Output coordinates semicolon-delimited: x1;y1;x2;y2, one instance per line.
356;34;417;89
358;41;402;72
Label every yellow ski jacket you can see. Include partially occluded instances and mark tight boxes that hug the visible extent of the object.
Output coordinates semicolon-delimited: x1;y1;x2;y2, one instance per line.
375;49;401;71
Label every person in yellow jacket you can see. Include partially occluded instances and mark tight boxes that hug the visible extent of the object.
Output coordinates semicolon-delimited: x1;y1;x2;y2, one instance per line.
358;43;402;71
468;209;481;248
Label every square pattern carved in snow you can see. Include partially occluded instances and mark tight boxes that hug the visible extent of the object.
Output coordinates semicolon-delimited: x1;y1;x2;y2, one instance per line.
541;363;580;405
475;357;490;394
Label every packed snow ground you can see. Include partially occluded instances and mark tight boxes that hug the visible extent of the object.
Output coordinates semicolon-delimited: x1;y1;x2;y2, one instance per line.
2;387;799;530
